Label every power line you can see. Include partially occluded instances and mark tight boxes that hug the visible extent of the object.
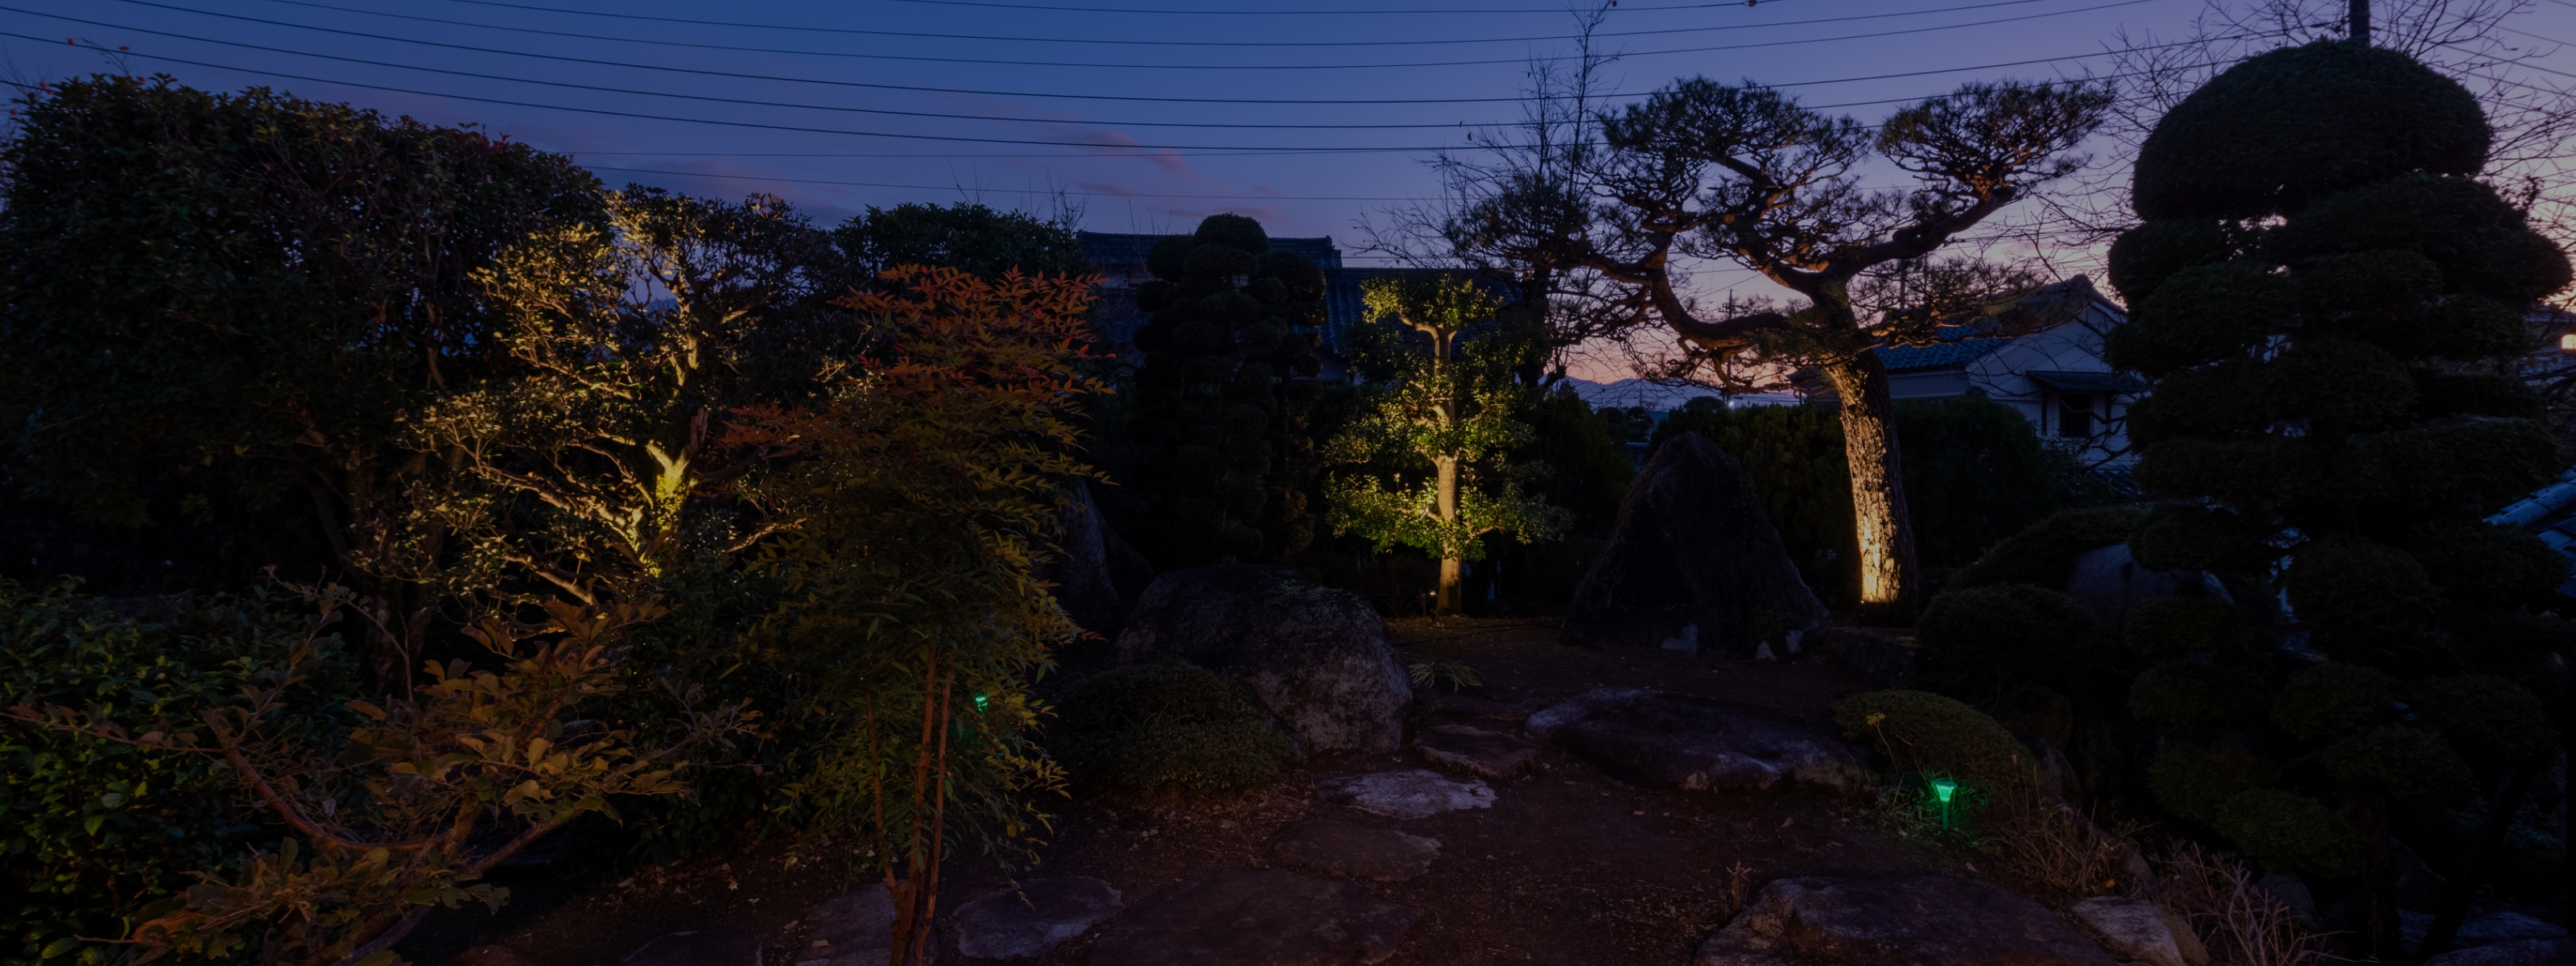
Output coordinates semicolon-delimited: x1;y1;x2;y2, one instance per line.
584;167;1428;200
407;0;2099;48
872;0;1785;14
160;0;2170;72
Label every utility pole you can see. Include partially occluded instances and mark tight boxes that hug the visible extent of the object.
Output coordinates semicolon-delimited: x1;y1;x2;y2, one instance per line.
2350;0;2370;45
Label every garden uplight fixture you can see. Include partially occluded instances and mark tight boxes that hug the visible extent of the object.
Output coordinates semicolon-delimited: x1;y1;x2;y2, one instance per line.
972;692;991;714
1930;778;1959;831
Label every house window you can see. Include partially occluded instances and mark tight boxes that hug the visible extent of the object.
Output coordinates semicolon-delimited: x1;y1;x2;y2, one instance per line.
2560;333;2575;350
2058;394;2093;438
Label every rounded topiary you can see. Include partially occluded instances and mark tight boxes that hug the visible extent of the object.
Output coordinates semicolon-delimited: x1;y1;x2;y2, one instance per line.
1146;233;1195;281
2281;534;2440;630
2410;675;2562;767
2404;521;2569;609
2252;339;2416;432
2322;727;2479;803
2116;262;2301;377
2129;503;2273;575
1184;244;1258;279
1955;506;2148;590
1050;661;1293;798
2268;175;2572;303
1913;584;2100;696
1192;213;1269;254
2150;742;2278;824
2413;370;2546;420
2132;40;2489;221
1256;250;1325;298
2130;659;2269;729
2214;788;2363;880
2106;217;2237;303
2269;662;2396;741
1831;690;2036;790
2124;597;2258;658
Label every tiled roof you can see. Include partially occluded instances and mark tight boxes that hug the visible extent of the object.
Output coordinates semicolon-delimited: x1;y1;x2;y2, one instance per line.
1075;232;1345;270
2488;467;2576;597
1877;337;2009;372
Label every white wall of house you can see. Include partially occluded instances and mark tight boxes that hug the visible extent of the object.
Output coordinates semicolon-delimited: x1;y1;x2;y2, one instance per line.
1960;299;2133;463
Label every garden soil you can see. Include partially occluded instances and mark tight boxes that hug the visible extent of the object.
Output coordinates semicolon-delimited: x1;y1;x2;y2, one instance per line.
398;618;2014;966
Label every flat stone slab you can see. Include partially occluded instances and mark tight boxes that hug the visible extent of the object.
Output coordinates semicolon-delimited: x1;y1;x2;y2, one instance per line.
802;883;938;965
2421;939;2576;966
624;929;762;966
1088;868;1418;966
951;876;1122;960
1414;724;1542;778
2070;896;2208;966
1698;877;2119;966
1315;770;1494;819
1417;690;1530;723
1526;688;1868;793
1275;819;1440;881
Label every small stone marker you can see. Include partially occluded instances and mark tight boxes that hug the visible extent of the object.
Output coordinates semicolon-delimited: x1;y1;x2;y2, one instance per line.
949;876;1123;960
1414;724;1542;778
2070;896;2209;966
1088;868;1418;966
1315;769;1494;819
621;929;762;966
1274;819;1440;881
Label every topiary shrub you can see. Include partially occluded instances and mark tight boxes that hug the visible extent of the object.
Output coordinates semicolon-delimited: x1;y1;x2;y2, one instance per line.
2281;534;2440;631
1913;584;2100;699
2268;662;2396;741
1049;661;1293;799
2149;742;2278;824
1831;690;2036;790
2130;660;2268;729
1954;506;2148;591
2321;728;2479;804
2409;675;2561;767
2214;789;2362;880
2124;597;2258;658
2403;521;2569;610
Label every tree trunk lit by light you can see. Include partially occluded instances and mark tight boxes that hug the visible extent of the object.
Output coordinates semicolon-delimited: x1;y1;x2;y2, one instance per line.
1823;353;1920;623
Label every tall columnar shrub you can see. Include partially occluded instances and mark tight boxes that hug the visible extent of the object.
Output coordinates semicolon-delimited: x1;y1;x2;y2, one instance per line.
2106;39;2571;960
1122;215;1327;565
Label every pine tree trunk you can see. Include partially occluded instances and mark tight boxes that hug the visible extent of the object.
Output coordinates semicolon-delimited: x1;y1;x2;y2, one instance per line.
2347;794;2401;964
1821;353;1920;624
1435;454;1463;616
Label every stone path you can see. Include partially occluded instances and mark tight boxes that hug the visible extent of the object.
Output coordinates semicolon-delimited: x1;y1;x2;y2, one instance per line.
799;883;936;965
1698;877;2119;966
1087;868;1418;966
950;876;1123;960
1413;724;1542;778
1315;769;1494;819
621;929;763;966
1274;819;1440;881
1525;688;1867;793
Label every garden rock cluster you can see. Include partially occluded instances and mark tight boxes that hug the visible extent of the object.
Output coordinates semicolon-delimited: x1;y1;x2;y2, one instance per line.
1117;564;1411;757
1525;688;1867;793
2069;896;2210;966
1563;431;1829;658
1696;876;2119;966
1315;770;1496;819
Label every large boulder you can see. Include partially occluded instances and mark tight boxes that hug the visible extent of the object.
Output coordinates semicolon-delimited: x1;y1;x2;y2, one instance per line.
1315;770;1496;820
1698;877;2120;966
1039;480;1153;638
1564;432;1829;657
2069;896;2209;966
951;876;1123;960
1525;688;1868;793
2063;542;2231;630
1117;565;1410;756
801;883;937;965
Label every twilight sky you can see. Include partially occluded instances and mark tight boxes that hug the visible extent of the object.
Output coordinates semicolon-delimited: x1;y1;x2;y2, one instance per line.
6;0;2573;294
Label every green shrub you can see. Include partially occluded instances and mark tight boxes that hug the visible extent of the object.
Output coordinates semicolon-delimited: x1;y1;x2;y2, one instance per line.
2124;598;2257;658
1913;584;2099;698
2129;660;2269;729
2149;742;2277;824
1049;662;1292;798
1831;690;2035;790
2281;534;2440;630
2214;789;2362;880
2268;662;2396;741
2322;728;2479;804
1;580;353;966
2409;675;2560;767
1954;506;2147;591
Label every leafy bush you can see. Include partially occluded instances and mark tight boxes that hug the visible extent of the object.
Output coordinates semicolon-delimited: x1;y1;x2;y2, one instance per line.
2268;663;2396;741
1831;690;2035;790
2212;789;2360;880
2124;597;2258;658
1953;506;2146;592
2149;743;2277;824
1050;662;1292;798
1913;584;2100;699
2321;728;2479;804
2409;675;2561;767
2130;660;2269;730
1;581;350;966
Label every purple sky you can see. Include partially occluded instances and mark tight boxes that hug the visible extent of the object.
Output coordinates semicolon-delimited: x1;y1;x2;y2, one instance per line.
7;0;2572;287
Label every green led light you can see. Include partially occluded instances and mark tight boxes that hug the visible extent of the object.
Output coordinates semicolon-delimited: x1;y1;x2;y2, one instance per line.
972;692;991;713
1930;778;1958;803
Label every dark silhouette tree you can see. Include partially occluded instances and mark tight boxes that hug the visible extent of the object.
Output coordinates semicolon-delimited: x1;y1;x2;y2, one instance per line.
1121;215;1327;566
2107;39;2570;964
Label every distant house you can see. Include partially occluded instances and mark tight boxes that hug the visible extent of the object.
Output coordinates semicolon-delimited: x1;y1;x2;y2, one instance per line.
1078;231;1476;378
1803;275;2141;464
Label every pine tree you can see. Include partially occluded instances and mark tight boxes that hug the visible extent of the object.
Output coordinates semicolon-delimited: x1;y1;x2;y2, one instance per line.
2107;39;2570;962
1123;215;1327;565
